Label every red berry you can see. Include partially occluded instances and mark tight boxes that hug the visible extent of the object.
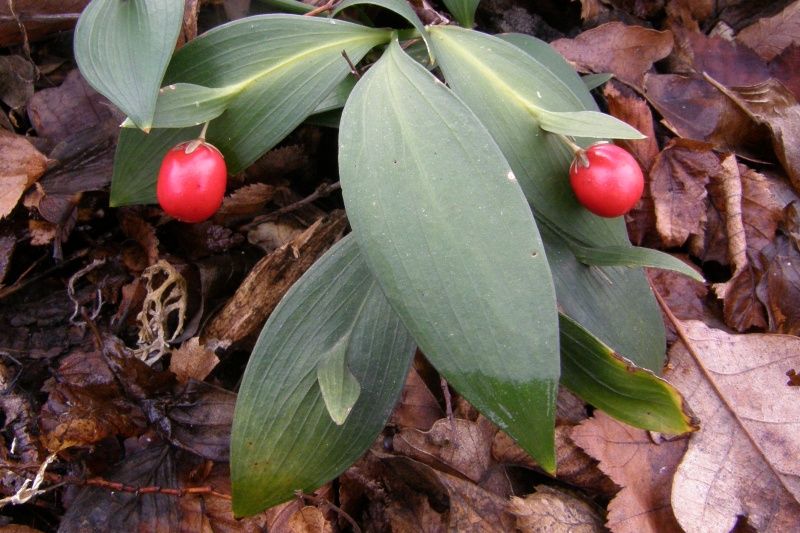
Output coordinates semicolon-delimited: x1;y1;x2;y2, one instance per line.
157;140;227;223
569;143;644;218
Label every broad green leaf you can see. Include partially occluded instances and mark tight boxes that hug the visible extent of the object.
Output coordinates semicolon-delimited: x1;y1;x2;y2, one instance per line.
535;108;644;139
430;26;666;372
314;76;357;114
256;0;315;13
333;0;433;62
110;15;389;206
110;126;202;207
74;0;183;131
443;0;480;28
231;235;416;516
582;72;614;90
339;41;560;471
121;83;240;129
571;243;705;282
559;314;697;434
316;333;362;425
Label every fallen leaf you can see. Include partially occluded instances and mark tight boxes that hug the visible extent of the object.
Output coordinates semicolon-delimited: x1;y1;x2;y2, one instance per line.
59;444;180;532
119;210;160;268
709;77;800;191
169;338;220;384
649;139;716;247
507;485;604;533
603;80;659;171
0;228;16;285
717;262;768;332
756;229;800;335
492;426;617;497
392;417;496;483
667;320;800;533
737;2;800;61
571;411;687;533
643;73;765;154
551;22;673;88
0;1;90;47
288;506;333;533
204;210;347;347
646;266;709;343
0;55;35;110
390;363;444;431
247;217;306;253
0;129;47;218
770;43;800;101
165;381;235;462
215;183;277;221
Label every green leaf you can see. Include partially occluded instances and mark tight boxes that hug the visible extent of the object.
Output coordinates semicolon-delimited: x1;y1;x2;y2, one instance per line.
316;333;362;425
582;72;614;90
571;243;705;282
339;41;560;471
110;15;389;206
74;0;184;131
256;0;315;14
535;108;645;139
333;0;433;63
122;83;240;129
313;76;357;114
430;26;666;372
559;313;697;434
442;0;480;28
231;235;416;516
110;126;202;207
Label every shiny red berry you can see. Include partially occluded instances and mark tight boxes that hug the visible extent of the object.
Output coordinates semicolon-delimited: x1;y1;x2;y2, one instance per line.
156;140;227;223
569;143;644;218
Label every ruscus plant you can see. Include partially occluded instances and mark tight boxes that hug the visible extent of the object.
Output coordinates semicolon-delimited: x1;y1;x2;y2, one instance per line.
75;0;701;516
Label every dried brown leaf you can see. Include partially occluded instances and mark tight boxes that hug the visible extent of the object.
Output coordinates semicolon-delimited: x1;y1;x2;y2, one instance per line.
27;70;116;146
119;210;160;268
643;73;765;153
0;1;90;47
666;320;800;533
0;55;35;110
770;43;800;101
492;426;616;497
737;1;800;61
507;485;604;533
551;22;673;88
571;411;687;533
392;417;496;482
649;139;716;247
204;211;347;346
756;230;800;335
390;364;444;431
0;129;47;219
710;77;800;191
165;381;234;462
215;183;276;221
247;218;305;253
646;267;709;342
169;337;219;384
288;506;333;533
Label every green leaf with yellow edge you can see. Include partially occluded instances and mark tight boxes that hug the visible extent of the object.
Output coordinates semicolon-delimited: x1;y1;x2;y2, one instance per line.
560;313;698;434
339;40;560;472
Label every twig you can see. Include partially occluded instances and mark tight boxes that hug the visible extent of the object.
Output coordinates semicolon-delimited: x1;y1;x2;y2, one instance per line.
440;375;457;434
295;490;361;533
341;50;361;79
240;181;341;231
0;249;90;300
304;0;338;17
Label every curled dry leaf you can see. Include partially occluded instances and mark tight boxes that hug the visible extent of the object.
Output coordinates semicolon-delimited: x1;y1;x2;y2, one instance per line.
215;183;276;221
643;73;765;154
288;506;333;533
493;426;617;497
0;55;35;110
507;485;604;533
119;210;160;268
390;364;444;431
169;337;219;384
550;22;673;88
708;76;800;191
737;1;800;61
392;416;496;483
666;320;800;533
165;380;235;462
571;411;688;533
756;226;800;335
649;139;716;248
0;129;47;219
646;266;709;343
